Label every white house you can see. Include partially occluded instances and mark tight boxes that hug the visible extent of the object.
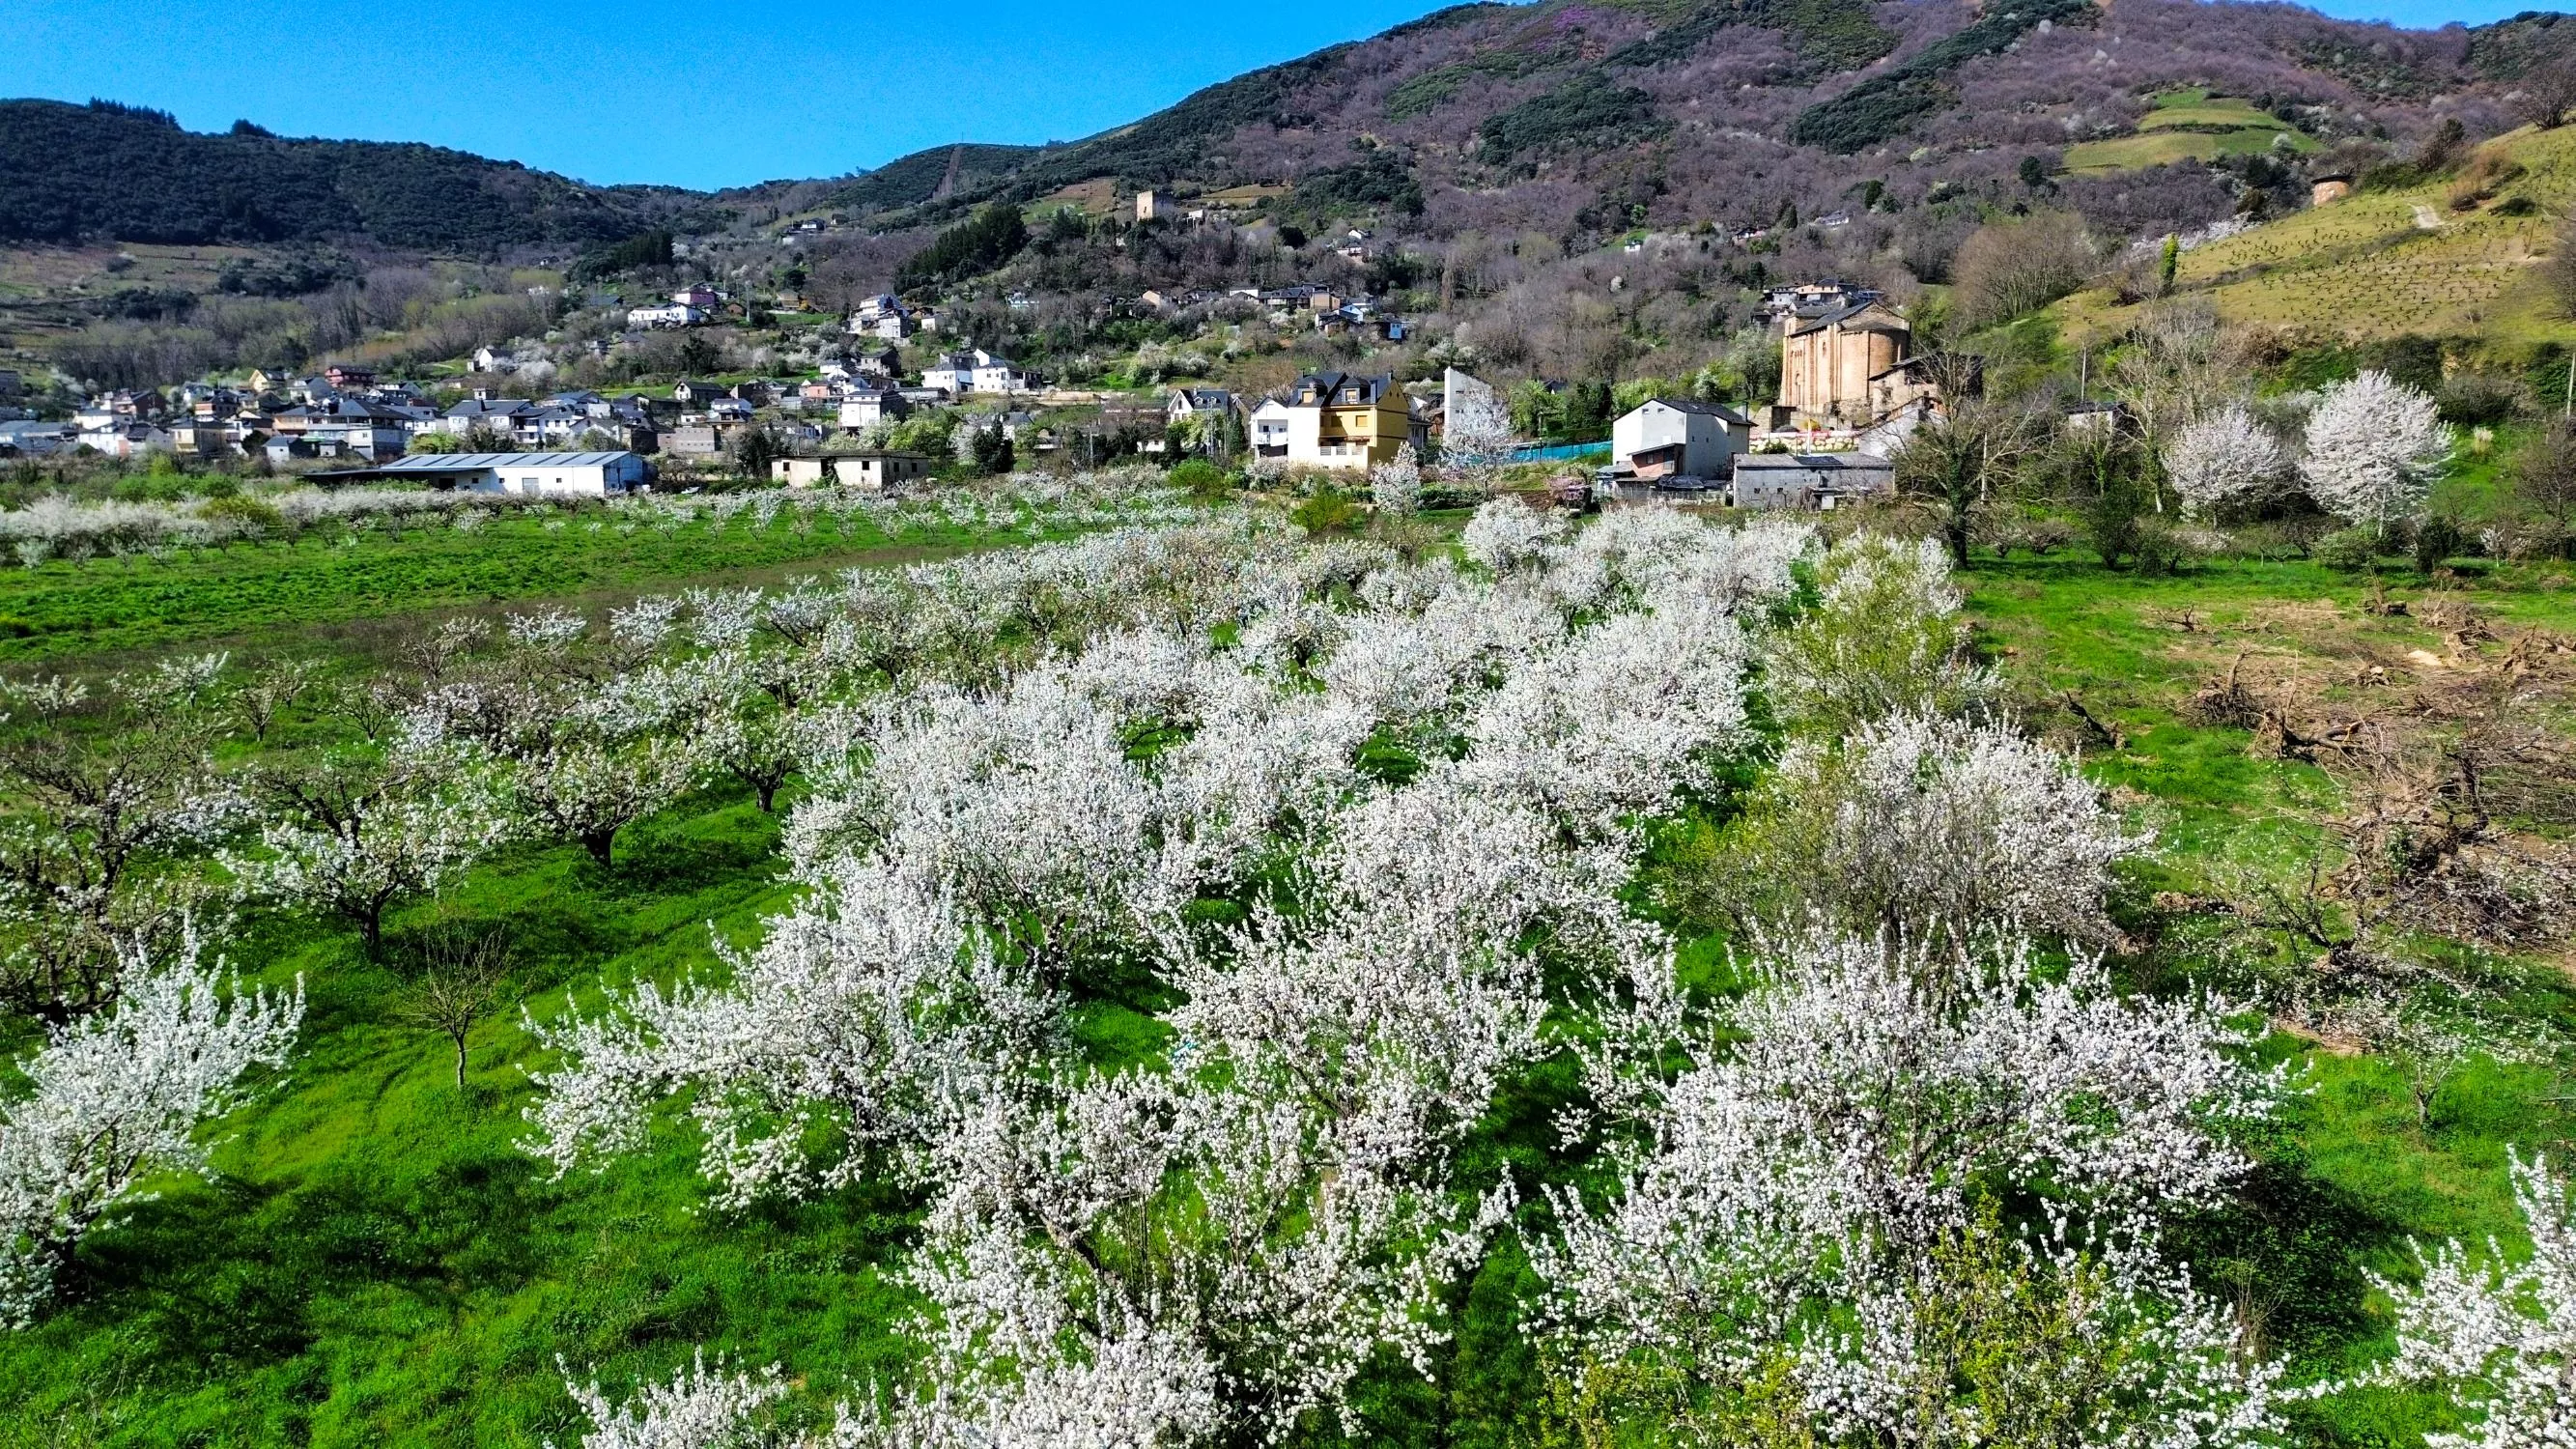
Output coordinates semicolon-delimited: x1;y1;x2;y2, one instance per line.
1250;398;1293;458
847;295;912;339
337;450;652;497
1611;397;1751;482
627;303;707;328
1167;387;1236;422
836;385;911;430
442;393;535;436
771;452;935;491
971;351;1028;394
81;422;172;458
921;350;1028;396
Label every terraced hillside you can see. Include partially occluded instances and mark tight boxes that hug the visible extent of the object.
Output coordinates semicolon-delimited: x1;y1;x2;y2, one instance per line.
2064;88;2320;174
2065;121;2576;349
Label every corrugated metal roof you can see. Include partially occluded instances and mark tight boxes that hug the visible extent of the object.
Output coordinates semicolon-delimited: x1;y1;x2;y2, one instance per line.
384;452;635;469
1735;452;1893;472
1642;397;1752;424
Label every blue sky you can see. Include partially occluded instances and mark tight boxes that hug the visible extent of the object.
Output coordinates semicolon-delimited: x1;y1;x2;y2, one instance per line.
7;0;2554;190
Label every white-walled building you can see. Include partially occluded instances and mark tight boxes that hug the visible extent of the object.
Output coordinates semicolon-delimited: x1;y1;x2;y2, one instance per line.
327;450;651;497
628;303;707;328
1250;398;1293;458
920;350;1029;396
772;452;935;491
1611;397;1751;481
847;295;913;340
836;385;911;430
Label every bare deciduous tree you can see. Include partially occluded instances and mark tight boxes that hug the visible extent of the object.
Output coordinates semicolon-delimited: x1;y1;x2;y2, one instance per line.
400;920;511;1090
1950;211;2100;329
1895;400;2037;567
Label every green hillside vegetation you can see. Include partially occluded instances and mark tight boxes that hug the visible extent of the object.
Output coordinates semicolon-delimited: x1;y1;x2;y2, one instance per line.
1790;0;2097;152
892;203;1031;291
2060;120;2576;348
1603;0;1899;73
826;143;1051;219
0;100;672;251
1478;73;1669;164
2064;89;2320;175
1386;47;1567;120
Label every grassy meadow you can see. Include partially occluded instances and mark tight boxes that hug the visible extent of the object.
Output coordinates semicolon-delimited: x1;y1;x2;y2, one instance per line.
2063;89;2319;176
0;506;2570;1447
0;497;1134;663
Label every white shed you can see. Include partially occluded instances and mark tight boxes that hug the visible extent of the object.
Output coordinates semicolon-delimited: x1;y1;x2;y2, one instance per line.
1610;398;1751;481
331;450;651;497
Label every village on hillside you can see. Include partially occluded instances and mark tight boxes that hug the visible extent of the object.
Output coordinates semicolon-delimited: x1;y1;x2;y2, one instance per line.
0;220;1964;513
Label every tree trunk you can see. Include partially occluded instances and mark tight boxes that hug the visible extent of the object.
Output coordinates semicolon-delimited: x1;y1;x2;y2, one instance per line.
360;902;385;957
756;780;779;813
581;829;616;866
452;1035;468;1090
1945;512;1972;569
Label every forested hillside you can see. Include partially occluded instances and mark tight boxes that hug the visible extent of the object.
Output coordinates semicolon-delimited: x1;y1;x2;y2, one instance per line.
0;99;689;251
802;0;2576;250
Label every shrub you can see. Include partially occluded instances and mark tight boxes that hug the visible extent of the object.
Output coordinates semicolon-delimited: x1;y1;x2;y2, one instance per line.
2312;526;2380;570
198;494;285;535
1289;488;1362;535
1763;533;1994;735
2436;372;2524;427
2415;513;2468;573
1166;459;1231;499
2548;211;2576;321
2444;145;2526;212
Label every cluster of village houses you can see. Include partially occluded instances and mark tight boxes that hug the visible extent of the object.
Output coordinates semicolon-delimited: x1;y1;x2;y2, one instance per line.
0;277;1938;509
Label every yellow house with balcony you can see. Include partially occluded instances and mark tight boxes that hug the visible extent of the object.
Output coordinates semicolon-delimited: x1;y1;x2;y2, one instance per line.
1262;372;1423;469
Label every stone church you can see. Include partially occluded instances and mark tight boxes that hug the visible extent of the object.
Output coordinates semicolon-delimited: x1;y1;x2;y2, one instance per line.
1772;288;1939;430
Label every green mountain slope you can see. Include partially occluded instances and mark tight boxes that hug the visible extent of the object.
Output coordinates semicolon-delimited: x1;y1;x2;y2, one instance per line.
0;99;681;251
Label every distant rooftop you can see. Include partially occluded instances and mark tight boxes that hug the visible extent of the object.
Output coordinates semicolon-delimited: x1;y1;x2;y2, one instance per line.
382;451;637;469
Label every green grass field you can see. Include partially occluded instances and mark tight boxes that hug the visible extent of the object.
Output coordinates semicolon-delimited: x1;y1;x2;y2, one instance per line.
0;514;2569;1446
2063;89;2316;176
0;504;1108;663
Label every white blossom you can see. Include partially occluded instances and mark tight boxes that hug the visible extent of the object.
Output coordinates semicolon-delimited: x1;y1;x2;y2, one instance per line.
1458;497;1568;573
1460;594;1750;836
0;925;302;1326
1439;377;1518;487
2166;403;2290;517
1534;926;2279;1444
1368;444;1423;515
1730;713;2150;941
2299;370;2452;532
524;862;1053;1210
2362;1151;2576;1449
554;1350;786;1449
230;743;515;951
